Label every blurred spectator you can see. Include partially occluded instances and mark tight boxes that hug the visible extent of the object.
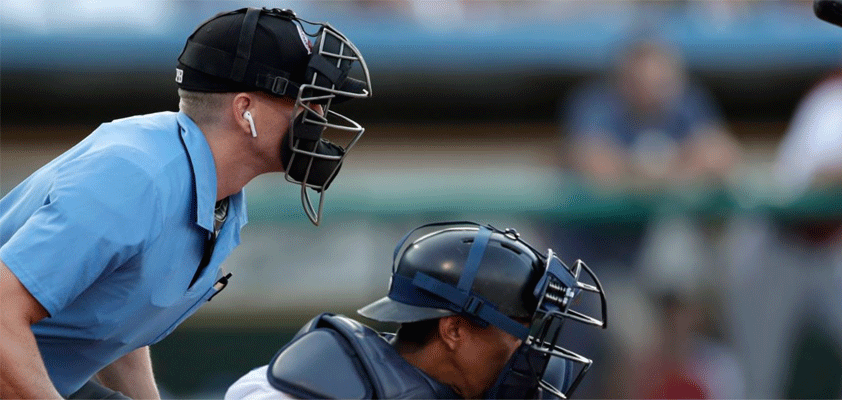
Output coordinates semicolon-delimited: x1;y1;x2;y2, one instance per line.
626;291;746;399
552;36;742;274
773;71;842;198
723;70;842;398
561;38;740;188
553;37;742;398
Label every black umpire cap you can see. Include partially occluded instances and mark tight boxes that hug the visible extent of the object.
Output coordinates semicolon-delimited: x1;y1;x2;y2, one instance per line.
176;8;366;100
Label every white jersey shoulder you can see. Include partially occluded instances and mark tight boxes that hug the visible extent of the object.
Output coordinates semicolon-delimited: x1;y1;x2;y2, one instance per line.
225;365;296;400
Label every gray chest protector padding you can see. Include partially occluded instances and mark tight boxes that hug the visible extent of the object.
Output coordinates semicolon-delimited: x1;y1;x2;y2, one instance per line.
267;313;458;399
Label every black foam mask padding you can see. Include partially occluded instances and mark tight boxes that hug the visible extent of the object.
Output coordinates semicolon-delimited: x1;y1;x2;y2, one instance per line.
281;113;345;191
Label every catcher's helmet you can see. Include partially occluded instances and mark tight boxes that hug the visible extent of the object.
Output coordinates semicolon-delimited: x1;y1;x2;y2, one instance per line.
358;222;608;398
176;7;372;225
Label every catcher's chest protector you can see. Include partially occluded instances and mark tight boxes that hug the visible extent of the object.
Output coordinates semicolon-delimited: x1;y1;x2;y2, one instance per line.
267;313;458;399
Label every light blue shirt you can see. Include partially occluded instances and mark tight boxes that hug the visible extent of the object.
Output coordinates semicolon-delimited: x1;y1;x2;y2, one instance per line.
0;111;247;396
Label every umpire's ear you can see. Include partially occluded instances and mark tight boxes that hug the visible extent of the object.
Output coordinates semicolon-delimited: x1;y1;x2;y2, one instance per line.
232;93;255;136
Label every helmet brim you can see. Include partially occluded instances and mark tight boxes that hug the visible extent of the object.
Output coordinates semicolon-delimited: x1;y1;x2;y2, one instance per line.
357;296;454;323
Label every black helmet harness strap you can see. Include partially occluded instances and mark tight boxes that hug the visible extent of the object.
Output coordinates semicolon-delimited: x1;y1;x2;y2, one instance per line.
231;7;261;82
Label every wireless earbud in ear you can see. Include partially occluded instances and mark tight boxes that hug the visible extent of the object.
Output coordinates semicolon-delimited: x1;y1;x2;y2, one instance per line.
243;111;257;138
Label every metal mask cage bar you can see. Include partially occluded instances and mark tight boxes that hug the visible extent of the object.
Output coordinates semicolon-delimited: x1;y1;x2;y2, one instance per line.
283;112;359;226
536;253;607;329
313;24;372;97
281;18;371;226
289;104;365;156
536;339;594;398
299;184;323;226
526;318;594;399
298;25;371;113
522;252;607;398
538;379;567;399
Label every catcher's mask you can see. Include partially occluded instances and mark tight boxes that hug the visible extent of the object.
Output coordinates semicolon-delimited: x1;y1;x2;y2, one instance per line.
358;222;608;398
177;7;372;225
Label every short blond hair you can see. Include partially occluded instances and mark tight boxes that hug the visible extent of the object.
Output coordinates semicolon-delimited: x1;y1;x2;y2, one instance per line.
177;89;232;126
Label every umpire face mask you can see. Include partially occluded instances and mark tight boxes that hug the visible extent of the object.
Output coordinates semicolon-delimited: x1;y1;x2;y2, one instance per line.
485;252;607;399
282;21;370;226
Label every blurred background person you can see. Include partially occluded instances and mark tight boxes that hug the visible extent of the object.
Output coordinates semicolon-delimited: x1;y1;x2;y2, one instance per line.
553;36;743;398
723;67;842;398
773;70;842;197
554;37;742;273
561;37;740;188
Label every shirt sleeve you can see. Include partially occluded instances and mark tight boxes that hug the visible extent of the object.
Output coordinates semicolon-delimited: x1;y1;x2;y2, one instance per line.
225;366;297;400
0;150;162;317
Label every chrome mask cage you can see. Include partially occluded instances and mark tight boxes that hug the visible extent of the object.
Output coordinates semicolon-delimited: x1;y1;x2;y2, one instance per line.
525;251;607;398
284;21;372;225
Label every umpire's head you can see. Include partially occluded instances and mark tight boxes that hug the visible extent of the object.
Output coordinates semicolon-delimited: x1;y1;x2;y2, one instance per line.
176;7;372;225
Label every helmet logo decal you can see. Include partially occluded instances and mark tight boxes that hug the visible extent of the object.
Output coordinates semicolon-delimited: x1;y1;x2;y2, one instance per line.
296;24;312;54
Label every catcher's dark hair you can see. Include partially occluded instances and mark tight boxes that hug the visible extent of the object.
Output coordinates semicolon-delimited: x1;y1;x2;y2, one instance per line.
395;315;502;352
394;319;440;349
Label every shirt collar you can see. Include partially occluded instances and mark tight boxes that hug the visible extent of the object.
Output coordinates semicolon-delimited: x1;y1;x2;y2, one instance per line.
176;111;218;232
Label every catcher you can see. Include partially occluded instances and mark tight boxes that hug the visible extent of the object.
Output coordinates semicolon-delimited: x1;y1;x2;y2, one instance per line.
225;222;608;399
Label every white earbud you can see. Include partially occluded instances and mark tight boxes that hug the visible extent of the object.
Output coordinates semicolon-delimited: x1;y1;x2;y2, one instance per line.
243;111;257;138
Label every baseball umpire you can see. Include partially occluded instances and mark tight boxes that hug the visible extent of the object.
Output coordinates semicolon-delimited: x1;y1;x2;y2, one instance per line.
0;7;371;399
224;222;608;399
